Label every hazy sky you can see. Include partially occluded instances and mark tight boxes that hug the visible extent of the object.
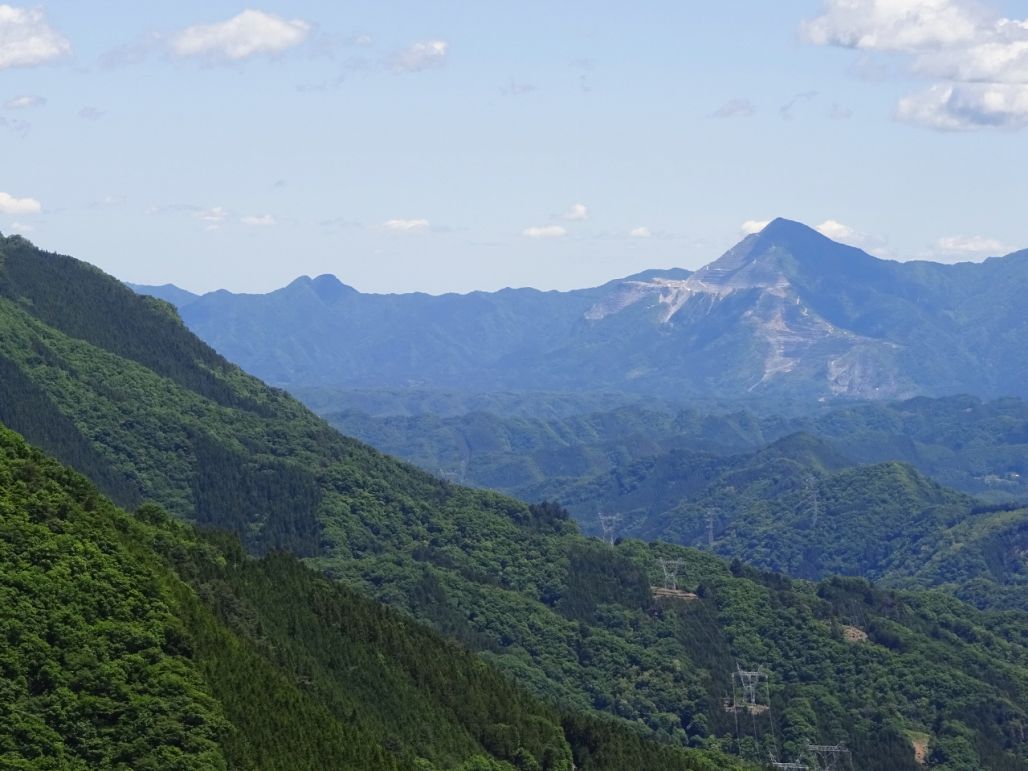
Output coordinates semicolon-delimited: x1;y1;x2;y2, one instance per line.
2;1;1027;294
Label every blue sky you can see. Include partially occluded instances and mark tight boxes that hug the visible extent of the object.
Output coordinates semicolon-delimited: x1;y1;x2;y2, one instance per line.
2;1;1027;294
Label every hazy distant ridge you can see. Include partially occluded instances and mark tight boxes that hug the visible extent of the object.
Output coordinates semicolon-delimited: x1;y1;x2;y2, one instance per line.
132;219;1028;401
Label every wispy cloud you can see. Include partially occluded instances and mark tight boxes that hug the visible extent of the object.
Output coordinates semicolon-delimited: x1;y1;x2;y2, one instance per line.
814;218;884;249
241;214;276;226
780;90;818;120
4;94;45;110
383;218;430;232
0;5;71;69
501;80;537;96
78;106;105;121
711;97;756;118
804;0;1028;130
740;219;771;235
561;203;588;221
934;234;1011;257
389;40;447;73
0;190;42;214
0;114;29;136
171;10;311;62
523;225;567;239
828;102;853;119
194;207;228;230
629;226;652;238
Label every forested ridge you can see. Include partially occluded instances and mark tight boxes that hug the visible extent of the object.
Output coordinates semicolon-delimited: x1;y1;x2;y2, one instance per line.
2;233;1028;769
324;402;1028;610
0;424;737;770
324;392;1028;503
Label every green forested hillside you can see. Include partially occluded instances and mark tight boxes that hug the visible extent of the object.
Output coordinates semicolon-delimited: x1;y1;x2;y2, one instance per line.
325;402;1028;607
0;424;736;770
517;434;1027;608
3;233;1028;769
323;393;1028;503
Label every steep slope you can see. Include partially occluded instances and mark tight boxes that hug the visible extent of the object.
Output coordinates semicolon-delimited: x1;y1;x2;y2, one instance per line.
134;219;1028;401
3;233;1028;769
1;422;744;771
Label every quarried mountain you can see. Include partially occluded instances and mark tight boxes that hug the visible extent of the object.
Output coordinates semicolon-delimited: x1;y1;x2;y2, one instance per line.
133;218;1028;401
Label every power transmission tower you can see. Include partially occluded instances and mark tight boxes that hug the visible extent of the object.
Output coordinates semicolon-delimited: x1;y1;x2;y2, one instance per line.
438;458;468;485
806;742;850;771
805;475;820;527
732;663;768;709
706;509;717;546
598;513;622;545
657;558;683;590
770;757;809;771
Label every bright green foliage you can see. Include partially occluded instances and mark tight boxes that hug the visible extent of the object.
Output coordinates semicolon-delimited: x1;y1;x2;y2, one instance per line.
0;428;228;770
2;234;1027;769
0;425;737;770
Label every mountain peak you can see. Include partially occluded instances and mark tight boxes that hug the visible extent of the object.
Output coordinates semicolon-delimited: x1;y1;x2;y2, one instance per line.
758;217;825;241
699;216;882;283
284;274;356;300
311;273;357;302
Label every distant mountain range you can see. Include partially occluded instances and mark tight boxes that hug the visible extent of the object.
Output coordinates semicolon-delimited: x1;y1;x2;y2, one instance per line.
133;218;1028;401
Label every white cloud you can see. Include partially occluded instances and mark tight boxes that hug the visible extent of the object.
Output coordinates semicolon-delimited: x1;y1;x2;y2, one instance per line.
711;97;756;118
913;23;1028;84
390;40;447;73
802;0;982;52
4;94;45;109
383;218;430;232
815;219;885;249
523;225;567;239
803;0;1028;130
171;10;310;61
195;206;228;223
562;203;588;221
740;219;771;235
629;226;652;238
897;82;1028;129
78;106;105;121
934;234;1011;255
241;214;276;226
0;190;41;214
815;219;858;241
0;5;70;69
